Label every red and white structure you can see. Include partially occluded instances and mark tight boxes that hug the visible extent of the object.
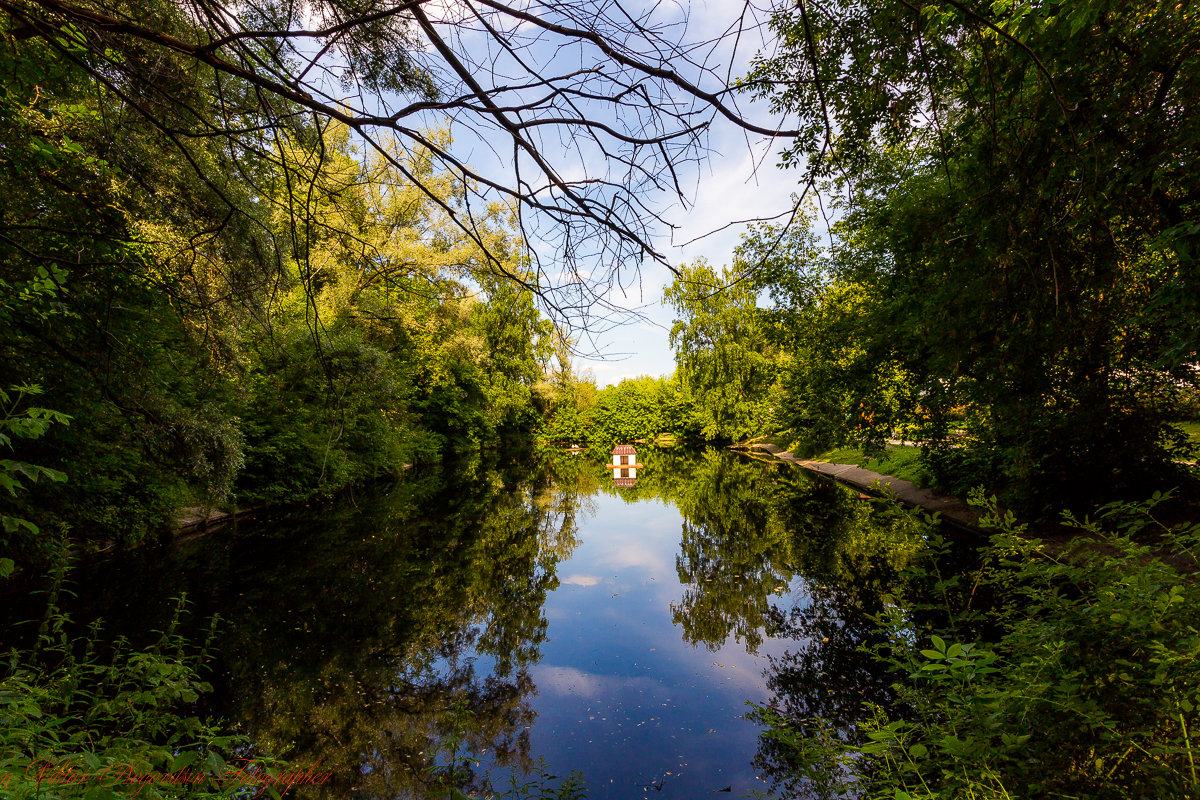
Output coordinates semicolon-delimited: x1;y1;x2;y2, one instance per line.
606;444;642;487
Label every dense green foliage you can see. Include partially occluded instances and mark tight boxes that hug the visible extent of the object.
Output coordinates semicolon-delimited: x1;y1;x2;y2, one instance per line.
756;493;1200;800
720;0;1200;512
539;374;696;447
0;11;553;565
1;386;69;556
1;588;248;799
663;258;779;442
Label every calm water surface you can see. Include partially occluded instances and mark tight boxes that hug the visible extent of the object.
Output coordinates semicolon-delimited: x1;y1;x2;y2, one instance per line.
515;488;801;797
32;448;927;798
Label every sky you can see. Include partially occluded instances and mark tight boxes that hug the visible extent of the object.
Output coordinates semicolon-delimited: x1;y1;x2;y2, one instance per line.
315;0;808;387
577;127;801;387
556;0;805;386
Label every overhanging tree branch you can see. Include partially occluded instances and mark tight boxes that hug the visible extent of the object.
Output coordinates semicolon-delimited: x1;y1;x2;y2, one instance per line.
1;0;795;332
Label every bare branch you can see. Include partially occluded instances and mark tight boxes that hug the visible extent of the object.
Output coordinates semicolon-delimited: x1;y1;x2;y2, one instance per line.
2;0;796;333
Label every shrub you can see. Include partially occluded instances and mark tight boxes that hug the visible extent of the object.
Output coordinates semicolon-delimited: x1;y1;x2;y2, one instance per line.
756;492;1200;800
0;581;248;799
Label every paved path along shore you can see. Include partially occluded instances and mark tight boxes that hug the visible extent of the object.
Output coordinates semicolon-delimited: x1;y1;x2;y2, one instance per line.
733;443;983;532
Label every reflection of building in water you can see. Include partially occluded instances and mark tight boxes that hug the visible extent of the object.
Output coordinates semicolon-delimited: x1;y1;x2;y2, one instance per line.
606;444;642;487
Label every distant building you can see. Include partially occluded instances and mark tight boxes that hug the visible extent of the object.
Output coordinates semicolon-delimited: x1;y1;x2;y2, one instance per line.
606;444;642;486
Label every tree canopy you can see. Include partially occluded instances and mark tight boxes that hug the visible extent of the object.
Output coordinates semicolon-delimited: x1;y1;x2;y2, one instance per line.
664;257;778;442
0;10;559;560
1;0;795;325
736;0;1200;510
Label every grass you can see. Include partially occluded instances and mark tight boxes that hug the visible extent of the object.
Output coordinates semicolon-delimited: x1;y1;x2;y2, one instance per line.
776;419;1200;492
1174;421;1200;457
810;443;929;486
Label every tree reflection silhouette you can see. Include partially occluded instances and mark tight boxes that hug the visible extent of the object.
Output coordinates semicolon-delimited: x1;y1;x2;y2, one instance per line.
225;457;585;798
59;452;583;799
667;453;795;652
598;446;932;798
756;478;932;799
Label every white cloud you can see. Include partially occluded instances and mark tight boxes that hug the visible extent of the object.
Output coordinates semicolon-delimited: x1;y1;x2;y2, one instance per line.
534;665;609;698
562;574;603;586
533;664;664;699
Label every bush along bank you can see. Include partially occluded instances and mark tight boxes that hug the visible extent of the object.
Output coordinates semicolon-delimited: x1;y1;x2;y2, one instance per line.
754;490;1200;800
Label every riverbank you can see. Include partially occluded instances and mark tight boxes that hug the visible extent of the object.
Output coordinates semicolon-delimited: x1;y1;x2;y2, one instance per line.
174;461;418;535
730;442;983;532
176;505;262;533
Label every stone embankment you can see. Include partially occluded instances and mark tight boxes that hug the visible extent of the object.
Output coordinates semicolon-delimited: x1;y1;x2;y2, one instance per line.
733;442;982;532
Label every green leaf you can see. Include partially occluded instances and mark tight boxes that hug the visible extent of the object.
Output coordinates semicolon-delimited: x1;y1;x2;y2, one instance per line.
2;515;39;535
172;751;199;771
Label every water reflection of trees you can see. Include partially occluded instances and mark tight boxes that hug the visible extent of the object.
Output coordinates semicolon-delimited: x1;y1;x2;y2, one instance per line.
755;480;932;799
64;444;941;799
597;446;931;799
64;450;585;799
234;454;589;798
592;448;796;651
668;452;795;652
598;448;903;656
535;447;599;562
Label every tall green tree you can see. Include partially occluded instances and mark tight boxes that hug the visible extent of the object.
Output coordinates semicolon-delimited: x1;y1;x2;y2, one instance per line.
745;0;1200;510
1;9;554;554
584;375;691;445
1;12;274;551
664;258;776;442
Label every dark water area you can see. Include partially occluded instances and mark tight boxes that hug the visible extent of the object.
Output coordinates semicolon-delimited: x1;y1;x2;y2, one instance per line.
5;447;942;799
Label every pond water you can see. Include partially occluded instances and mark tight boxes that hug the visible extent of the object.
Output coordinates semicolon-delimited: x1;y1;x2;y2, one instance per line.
17;447;933;798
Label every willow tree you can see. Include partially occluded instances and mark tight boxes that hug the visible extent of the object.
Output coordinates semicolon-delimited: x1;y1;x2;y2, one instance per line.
744;0;1200;510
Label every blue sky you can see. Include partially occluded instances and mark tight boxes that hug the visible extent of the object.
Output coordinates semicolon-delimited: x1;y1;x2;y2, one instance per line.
553;0;806;386
315;0;807;387
576;131;802;387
